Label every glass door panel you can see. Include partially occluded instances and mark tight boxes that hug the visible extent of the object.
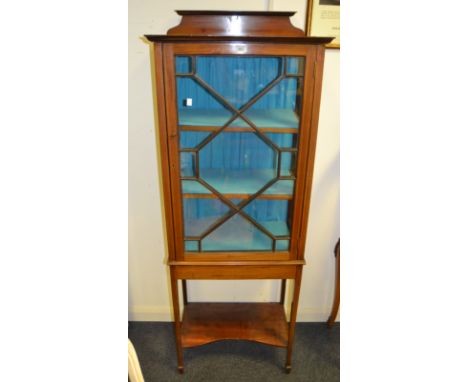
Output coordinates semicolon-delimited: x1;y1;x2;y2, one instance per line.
175;54;304;253
263;180;295;195
243;78;302;129
201;214;273;252
242;199;291;237
183;197;232;238
196;56;282;109
179;131;211;148
264;132;297;148
176;77;233;126
198;132;278;196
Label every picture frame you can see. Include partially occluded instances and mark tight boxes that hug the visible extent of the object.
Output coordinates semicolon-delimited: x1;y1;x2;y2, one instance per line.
305;0;340;49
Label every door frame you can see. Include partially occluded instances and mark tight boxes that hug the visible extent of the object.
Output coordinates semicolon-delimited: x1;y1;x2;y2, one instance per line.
161;42;319;262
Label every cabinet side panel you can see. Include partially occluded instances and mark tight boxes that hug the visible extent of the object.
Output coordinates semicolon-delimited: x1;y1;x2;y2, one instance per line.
162;44;186;261
297;45;326;260
287;45;318;260
152;43;176;262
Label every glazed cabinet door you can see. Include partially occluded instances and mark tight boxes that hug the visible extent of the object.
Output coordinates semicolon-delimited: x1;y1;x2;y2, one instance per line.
162;43;318;261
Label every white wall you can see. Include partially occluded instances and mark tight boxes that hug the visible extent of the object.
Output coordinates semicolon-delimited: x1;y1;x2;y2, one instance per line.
129;0;339;321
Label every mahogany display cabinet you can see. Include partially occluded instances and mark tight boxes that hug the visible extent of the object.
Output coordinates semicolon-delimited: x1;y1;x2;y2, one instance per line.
145;10;333;373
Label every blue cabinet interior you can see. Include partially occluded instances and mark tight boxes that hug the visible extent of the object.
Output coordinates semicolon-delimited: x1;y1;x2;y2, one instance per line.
175;55;303;252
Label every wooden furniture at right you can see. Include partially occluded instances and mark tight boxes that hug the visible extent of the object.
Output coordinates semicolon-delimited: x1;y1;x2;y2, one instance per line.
327;238;340;327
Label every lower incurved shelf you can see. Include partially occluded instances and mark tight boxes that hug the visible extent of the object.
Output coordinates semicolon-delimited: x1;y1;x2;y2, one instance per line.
181;302;288;348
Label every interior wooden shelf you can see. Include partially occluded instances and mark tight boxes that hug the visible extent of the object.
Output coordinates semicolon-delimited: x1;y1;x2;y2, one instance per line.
183;193;292;200
181;303;288;348
180;126;298;134
182;172;294;196
178;108;299;130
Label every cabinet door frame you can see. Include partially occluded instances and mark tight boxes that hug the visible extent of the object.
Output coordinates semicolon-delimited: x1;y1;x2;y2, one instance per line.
161;42;319;262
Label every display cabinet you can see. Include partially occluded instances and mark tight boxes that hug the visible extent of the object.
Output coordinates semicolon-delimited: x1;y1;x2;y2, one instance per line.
145;10;333;373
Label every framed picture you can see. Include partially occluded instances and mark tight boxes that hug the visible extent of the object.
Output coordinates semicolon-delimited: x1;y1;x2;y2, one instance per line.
305;0;340;49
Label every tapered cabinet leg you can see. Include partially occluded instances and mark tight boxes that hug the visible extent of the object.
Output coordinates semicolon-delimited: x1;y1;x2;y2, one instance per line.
182;280;188;306
280;279;287;305
170;267;184;373
285;267;303;373
327;240;340;327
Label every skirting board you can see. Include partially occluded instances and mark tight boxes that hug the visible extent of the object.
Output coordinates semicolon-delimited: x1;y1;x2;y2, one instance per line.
129;305;340;322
